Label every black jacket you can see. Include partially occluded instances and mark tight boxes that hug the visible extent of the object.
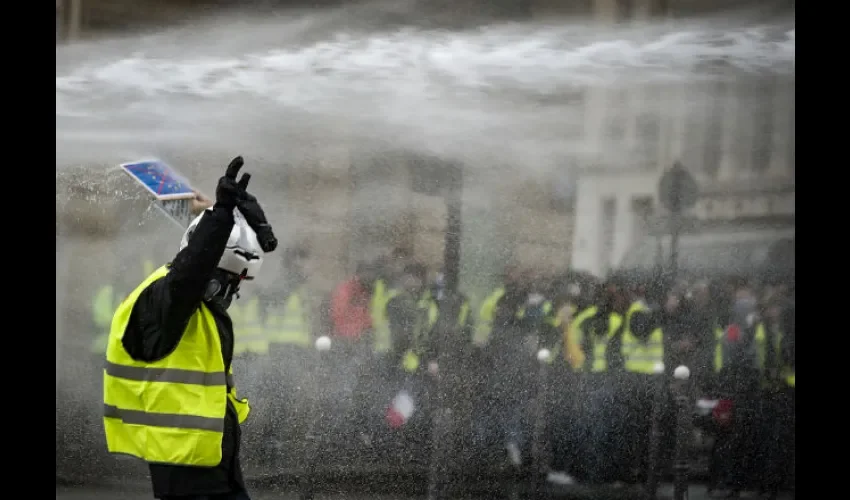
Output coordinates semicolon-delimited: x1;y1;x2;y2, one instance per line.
120;204;245;498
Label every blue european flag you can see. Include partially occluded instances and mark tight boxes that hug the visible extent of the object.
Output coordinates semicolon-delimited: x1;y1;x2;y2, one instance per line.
121;160;195;199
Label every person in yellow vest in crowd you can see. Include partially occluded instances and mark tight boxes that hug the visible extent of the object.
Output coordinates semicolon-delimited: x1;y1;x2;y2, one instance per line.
370;248;413;356
776;297;794;499
560;283;632;484
754;288;795;499
351;263;429;446
371;274;400;358
231;296;268;358
89;258;157;356
411;269;475;376
386;263;432;375
102;156;278;500
545;283;587;487
618;292;665;484
473;264;523;347
259;245;314;457
709;278;768;498
484;271;562;468
266;245;313;354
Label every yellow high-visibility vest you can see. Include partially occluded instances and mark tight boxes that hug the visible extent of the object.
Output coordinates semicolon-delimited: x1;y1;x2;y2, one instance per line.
573;308;622;373
233;297;268;355
621;302;664;374
90;285;115;354
103;266;250;467
755;323;783;371
545;304;576;366
713;325;728;372
371;279;399;354
562;306;597;370
266;291;311;348
473;287;506;346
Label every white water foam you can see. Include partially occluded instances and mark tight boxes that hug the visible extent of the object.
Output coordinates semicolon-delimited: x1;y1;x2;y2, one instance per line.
57;22;794;112
55;10;794;178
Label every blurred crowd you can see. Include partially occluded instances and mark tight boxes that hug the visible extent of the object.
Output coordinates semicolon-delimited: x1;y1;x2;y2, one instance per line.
86;244;795;498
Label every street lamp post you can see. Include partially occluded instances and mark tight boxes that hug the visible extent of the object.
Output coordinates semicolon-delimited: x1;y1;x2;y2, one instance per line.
658;161;698;282
427;160;464;500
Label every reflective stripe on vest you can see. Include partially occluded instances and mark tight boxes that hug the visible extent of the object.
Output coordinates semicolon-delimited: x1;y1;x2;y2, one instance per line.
103;266;250;467
473;287;505;346
266;292;310;348
371;280;399;354
233;297;268;355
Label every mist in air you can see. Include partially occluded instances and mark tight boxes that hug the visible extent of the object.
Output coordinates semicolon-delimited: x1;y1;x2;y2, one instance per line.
56;0;795;489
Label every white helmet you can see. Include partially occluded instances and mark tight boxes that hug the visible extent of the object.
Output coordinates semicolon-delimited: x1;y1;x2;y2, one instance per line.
180;208;264;280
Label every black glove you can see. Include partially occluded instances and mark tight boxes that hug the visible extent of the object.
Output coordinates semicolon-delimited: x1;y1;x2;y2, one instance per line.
237;191;278;253
215;156;251;209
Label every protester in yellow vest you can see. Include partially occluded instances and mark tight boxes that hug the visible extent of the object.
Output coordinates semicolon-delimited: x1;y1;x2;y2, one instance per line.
371;277;400;354
474;286;505;347
103;157;277;500
265;245;312;352
473;265;525;347
90;284;115;355
233;296;268;356
621;301;664;375
366;250;406;347
385;264;431;372
89;258;159;355
404;285;474;374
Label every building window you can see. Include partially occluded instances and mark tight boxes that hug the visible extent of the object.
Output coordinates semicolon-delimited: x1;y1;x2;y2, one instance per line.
630;196;653;248
631;196;653;218
683;84;709;172
635;123;660;169
599;197;617;276
632;86;662;168
702;80;726;178
751;78;776;173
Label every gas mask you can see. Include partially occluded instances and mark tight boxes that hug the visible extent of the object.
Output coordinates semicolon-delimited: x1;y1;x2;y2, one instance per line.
203;268;244;310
